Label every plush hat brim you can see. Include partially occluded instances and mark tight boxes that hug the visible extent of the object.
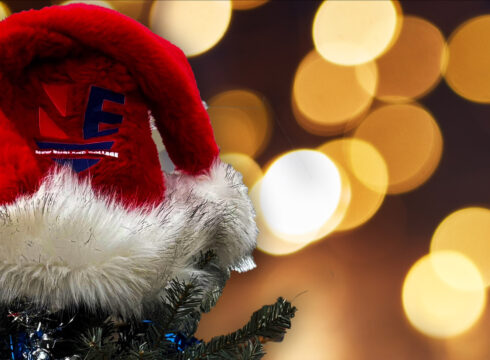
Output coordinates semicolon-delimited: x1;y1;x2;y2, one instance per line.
0;160;256;318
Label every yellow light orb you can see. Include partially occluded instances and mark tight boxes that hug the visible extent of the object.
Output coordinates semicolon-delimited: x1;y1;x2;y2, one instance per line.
208;89;272;158
0;2;10;20
61;0;113;9
232;0;268;10
354;103;443;194
312;0;399;65
318;139;388;231
402;251;486;338
151;130;164;153
293;50;377;136
109;0;148;22
430;207;490;286
149;0;232;57
445;15;490;103
259;150;342;243
220;153;263;190
251;181;308;256
375;16;447;102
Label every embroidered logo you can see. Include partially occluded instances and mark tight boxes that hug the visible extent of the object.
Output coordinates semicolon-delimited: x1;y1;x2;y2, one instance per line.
35;84;125;173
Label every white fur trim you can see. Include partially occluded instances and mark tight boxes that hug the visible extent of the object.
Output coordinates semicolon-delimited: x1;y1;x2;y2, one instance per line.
0;160;256;317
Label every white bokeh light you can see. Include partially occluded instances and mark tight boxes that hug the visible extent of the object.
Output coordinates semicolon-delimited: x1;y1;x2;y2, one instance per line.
259;150;342;242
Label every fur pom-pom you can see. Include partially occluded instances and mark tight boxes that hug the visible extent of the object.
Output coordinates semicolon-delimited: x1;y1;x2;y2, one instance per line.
0;159;256;318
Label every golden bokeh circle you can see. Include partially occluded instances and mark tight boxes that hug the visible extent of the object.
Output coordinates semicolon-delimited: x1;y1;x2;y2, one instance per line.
259;150;342;244
430;207;490;286
375;16;447;102
220;153;263;190
402;251;486;338
109;0;148;22
354;103;443;194
232;0;268;10
293;50;377;136
149;0;232;57
445;15;490;103
318;139;388;231
312;0;399;66
0;2;10;20
208;89;272;158
61;0;113;9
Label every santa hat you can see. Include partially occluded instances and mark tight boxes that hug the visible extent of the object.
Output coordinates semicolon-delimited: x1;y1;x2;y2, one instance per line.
0;4;256;317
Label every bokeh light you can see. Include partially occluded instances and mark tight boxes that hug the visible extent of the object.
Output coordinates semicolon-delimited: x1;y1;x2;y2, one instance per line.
402;251;486;338
150;122;165;153
149;0;232;57
0;2;10;20
208;89;272;158
232;0;268;11
318;139;388;231
375;16;447;102
251;181;308;256
312;0;399;66
445;15;490;103
430;207;490;285
259;150;342;243
61;0;113;9
293;50;377;136
109;0;148;22
354;103;443;194
220;153;263;190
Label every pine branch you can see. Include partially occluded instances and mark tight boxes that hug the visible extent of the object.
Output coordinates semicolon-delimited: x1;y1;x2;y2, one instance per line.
196;250;218;270
162;279;203;333
178;297;296;359
194;250;230;314
79;326;117;359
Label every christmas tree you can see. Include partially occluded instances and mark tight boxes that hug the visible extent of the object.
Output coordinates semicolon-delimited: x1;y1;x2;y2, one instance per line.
0;250;296;359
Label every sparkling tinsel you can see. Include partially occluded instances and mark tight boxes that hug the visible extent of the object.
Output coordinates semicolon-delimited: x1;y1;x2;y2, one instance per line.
6;308;79;360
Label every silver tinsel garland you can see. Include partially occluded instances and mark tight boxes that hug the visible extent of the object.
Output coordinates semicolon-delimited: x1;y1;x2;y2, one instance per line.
6;308;80;360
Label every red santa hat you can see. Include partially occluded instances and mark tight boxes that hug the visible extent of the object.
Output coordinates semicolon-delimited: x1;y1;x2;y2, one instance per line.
0;4;256;317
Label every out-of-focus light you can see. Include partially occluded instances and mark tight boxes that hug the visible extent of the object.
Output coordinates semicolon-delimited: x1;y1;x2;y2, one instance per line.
220;153;263;190
293;50;377;136
109;0;148;22
312;0;399;66
354;103;442;194
151;123;164;153
208;89;272;158
0;2;10;20
375;16;447;102
251;181;308;256
232;0;268;10
402;251;486;338
259;150;342;243
318;139;388;231
445;15;490;103
430;207;490;286
61;0;114;9
149;0;232;57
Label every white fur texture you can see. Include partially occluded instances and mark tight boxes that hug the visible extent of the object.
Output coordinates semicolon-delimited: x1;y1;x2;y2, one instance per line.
0;160;256;317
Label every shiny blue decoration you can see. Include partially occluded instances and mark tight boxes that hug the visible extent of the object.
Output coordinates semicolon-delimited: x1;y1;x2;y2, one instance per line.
5;310;76;360
165;332;201;352
142;320;200;352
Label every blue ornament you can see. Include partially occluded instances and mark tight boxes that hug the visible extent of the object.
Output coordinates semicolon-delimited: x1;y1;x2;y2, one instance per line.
165;332;200;352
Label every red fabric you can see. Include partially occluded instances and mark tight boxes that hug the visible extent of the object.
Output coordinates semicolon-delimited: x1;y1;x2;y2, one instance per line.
0;4;219;206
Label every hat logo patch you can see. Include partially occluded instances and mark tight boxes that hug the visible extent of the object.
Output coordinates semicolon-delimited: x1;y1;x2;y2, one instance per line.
35;85;125;173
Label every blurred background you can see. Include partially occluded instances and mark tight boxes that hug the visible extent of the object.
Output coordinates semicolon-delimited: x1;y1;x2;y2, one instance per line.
2;1;490;359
